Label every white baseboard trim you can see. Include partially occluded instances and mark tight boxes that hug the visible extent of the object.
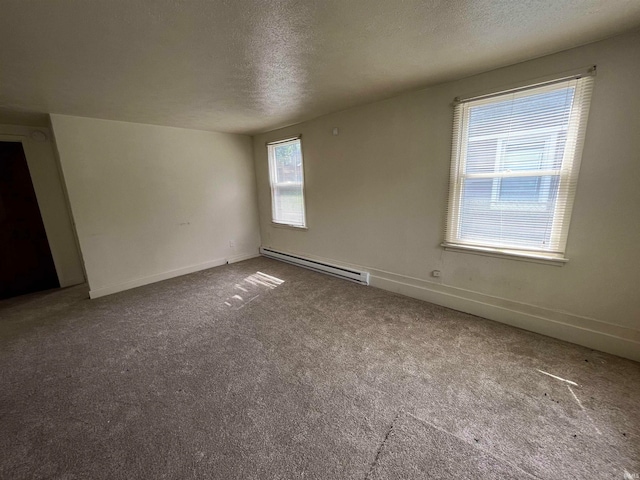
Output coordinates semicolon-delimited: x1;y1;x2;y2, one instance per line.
370;272;640;363
260;246;640;363
227;252;261;264
89;251;259;299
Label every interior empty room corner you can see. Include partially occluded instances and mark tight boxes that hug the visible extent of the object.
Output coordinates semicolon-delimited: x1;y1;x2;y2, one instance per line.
1;2;639;479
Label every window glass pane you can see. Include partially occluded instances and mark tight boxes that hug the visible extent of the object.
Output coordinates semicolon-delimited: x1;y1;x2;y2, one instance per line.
465;139;498;174
503;140;546;171
274;142;303;184
459;176;560;248
499;177;542;202
273;185;304;226
461;178;494;205
499;176;559;206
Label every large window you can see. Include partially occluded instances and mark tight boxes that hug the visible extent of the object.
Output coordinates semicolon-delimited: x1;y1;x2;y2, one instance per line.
444;74;594;262
267;137;306;228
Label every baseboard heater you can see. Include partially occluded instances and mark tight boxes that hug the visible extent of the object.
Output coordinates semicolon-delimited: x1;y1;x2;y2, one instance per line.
259;247;370;285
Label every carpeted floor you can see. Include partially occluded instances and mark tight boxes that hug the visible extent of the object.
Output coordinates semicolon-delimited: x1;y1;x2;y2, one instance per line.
366;411;537;479
0;257;638;479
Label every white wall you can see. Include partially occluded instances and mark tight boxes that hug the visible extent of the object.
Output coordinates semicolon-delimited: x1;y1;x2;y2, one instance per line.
0;124;85;288
51;115;261;298
253;31;640;361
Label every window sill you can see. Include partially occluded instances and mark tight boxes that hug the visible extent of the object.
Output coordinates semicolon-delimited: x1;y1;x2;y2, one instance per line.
441;243;568;266
271;222;308;231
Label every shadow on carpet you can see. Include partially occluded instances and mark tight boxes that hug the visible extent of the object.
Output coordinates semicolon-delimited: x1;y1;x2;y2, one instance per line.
366;411;539;480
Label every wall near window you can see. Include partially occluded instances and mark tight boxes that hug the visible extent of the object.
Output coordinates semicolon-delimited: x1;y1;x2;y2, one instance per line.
52;115;261;298
253;30;640;361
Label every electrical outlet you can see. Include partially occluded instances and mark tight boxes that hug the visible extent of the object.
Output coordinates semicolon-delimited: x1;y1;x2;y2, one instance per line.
229;240;236;248
431;270;441;278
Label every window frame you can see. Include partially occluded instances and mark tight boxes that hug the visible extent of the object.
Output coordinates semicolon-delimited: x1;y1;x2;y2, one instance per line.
443;73;595;264
267;136;307;229
487;130;561;211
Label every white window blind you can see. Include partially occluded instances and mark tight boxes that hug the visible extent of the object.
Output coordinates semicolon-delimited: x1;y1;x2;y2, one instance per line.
444;74;594;260
267;137;306;228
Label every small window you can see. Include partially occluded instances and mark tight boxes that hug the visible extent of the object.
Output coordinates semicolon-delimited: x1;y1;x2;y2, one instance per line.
267;137;306;228
444;74;594;261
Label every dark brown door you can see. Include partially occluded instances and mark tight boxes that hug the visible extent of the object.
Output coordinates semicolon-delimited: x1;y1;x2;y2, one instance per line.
0;141;59;299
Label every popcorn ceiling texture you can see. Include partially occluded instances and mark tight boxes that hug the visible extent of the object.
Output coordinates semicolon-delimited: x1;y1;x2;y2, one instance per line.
1;257;638;479
1;0;640;134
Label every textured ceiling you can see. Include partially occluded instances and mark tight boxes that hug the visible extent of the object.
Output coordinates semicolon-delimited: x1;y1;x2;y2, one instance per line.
1;0;639;135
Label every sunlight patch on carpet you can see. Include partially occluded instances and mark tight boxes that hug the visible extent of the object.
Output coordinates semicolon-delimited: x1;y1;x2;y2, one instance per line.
224;271;285;309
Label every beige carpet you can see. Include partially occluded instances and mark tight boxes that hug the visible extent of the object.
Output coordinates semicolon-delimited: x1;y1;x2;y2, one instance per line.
0;257;638;479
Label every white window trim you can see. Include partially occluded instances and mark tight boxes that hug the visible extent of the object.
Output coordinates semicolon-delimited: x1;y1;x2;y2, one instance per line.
444;71;595;263
267;136;307;229
441;243;568;266
270;222;308;231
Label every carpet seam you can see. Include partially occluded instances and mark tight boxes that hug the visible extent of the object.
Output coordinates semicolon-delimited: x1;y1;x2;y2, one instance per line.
403;411;544;480
364;410;403;480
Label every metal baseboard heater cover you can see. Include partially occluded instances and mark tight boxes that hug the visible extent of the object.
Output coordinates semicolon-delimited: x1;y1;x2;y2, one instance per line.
259;247;370;285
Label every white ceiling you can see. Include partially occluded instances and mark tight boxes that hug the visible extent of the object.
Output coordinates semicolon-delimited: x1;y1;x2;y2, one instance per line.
1;0;639;135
